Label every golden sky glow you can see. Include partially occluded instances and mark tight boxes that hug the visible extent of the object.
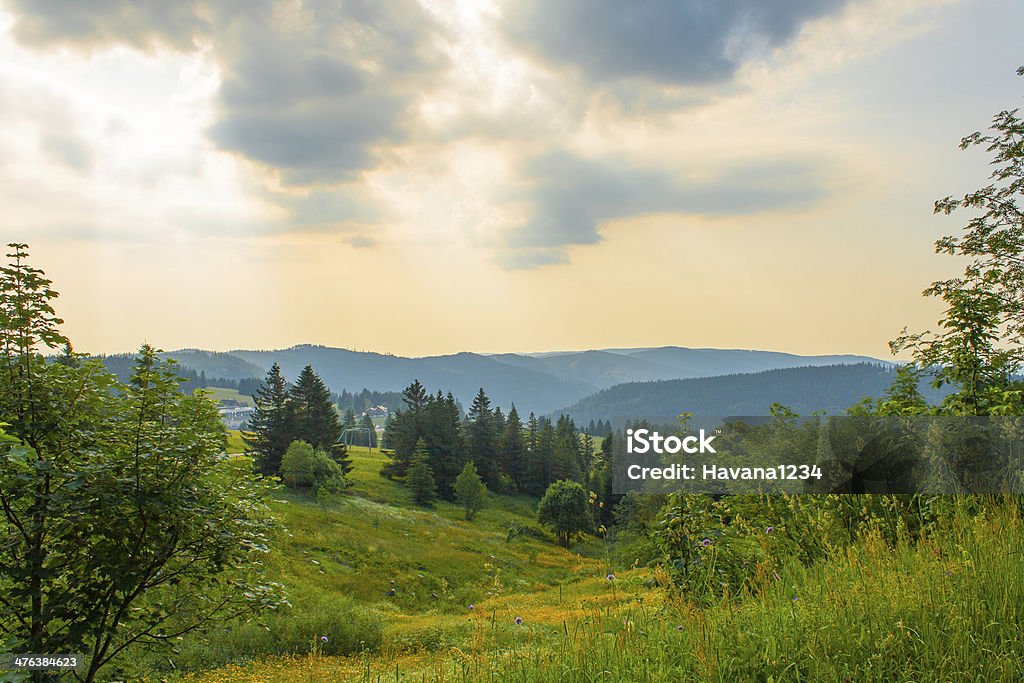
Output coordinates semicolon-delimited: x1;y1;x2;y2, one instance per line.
1;0;1020;358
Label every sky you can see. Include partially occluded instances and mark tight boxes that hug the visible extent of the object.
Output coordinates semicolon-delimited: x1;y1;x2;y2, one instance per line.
1;0;1022;358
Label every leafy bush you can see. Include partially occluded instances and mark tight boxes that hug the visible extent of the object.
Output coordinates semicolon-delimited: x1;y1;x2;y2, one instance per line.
281;440;349;494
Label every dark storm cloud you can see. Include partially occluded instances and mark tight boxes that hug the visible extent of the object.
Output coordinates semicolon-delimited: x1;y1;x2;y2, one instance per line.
501;151;826;267
503;0;851;85
207;0;444;186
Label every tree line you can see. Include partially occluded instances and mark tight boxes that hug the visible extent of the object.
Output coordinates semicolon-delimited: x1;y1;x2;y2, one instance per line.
380;381;618;524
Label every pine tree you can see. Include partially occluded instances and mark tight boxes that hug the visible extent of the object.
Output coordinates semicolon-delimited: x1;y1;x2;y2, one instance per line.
532;418;556;496
598;431;618;526
360;413;378;448
552;415;582;483
242;363;294;475
465;388;500;488
382;379;430;478
406;439;437;506
290;365;342;452
501;404;527;491
424;391;465;497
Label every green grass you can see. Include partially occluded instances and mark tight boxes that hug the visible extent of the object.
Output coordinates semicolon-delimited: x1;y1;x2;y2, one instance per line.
178;501;1024;683
131;447;613;680
225;429;245;454
203;386;254;406
129;449;1024;682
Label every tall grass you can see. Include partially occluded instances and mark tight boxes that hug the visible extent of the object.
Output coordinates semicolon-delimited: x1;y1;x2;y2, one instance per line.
398;500;1024;682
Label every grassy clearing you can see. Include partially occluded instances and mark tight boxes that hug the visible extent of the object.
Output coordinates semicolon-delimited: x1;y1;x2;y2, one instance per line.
133;447;620;680
134;448;1024;682
181;502;1024;682
203;386;254;406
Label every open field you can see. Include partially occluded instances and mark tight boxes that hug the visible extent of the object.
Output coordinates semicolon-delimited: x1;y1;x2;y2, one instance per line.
116;447;1024;682
204;386;255;406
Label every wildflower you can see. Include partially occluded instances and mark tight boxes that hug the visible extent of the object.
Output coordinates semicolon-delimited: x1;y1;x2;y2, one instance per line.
320;636;328;643
765;526;774;534
514;616;523;626
606;573;615;582
792;596;799;602
468;604;475;611
701;538;711;547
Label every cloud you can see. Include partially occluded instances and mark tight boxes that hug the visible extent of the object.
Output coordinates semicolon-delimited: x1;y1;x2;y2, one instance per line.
207;0;445;187
4;0;449;203
4;0;207;51
498;150;827;267
343;234;377;249
502;0;852;86
39;131;94;173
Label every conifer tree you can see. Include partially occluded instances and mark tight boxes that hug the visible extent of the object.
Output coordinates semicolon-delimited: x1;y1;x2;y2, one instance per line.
423;391;465;497
465;388;500;488
406;439;437;506
360;413;378;447
242;363;293;475
597;431;618;526
552;415;582;483
382;379;429;478
500;404;528;491
290;365;342;452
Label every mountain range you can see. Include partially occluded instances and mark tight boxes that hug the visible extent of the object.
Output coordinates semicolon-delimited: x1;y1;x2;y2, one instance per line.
552;363;950;426
163;345;889;416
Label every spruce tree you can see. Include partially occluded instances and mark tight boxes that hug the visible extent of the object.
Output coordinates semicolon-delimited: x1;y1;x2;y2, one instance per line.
360;413;378;448
465;388;500;488
406;439;437;506
243;363;293;475
290;365;342;452
598;431;618;526
423;391;465;497
382;379;430;479
552;415;582;483
501;404;527;491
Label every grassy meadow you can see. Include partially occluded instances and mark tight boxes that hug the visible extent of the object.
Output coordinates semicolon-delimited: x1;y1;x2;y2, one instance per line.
115;445;1024;683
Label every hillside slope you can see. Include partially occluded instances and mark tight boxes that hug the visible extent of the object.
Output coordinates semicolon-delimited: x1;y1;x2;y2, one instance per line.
555;363;948;423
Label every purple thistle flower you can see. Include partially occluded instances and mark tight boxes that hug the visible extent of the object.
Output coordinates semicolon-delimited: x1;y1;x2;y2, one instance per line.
701;538;711;547
514;616;523;626
606;573;615;582
766;526;774;534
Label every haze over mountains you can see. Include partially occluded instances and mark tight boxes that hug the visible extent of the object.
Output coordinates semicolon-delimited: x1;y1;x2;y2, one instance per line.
554;363;952;426
163;345;889;416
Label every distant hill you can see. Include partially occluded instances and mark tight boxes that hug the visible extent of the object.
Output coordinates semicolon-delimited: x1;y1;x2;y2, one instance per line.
163;349;266;381
148;344;890;416
598;346;886;378
552;363;948;425
227;346;598;415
